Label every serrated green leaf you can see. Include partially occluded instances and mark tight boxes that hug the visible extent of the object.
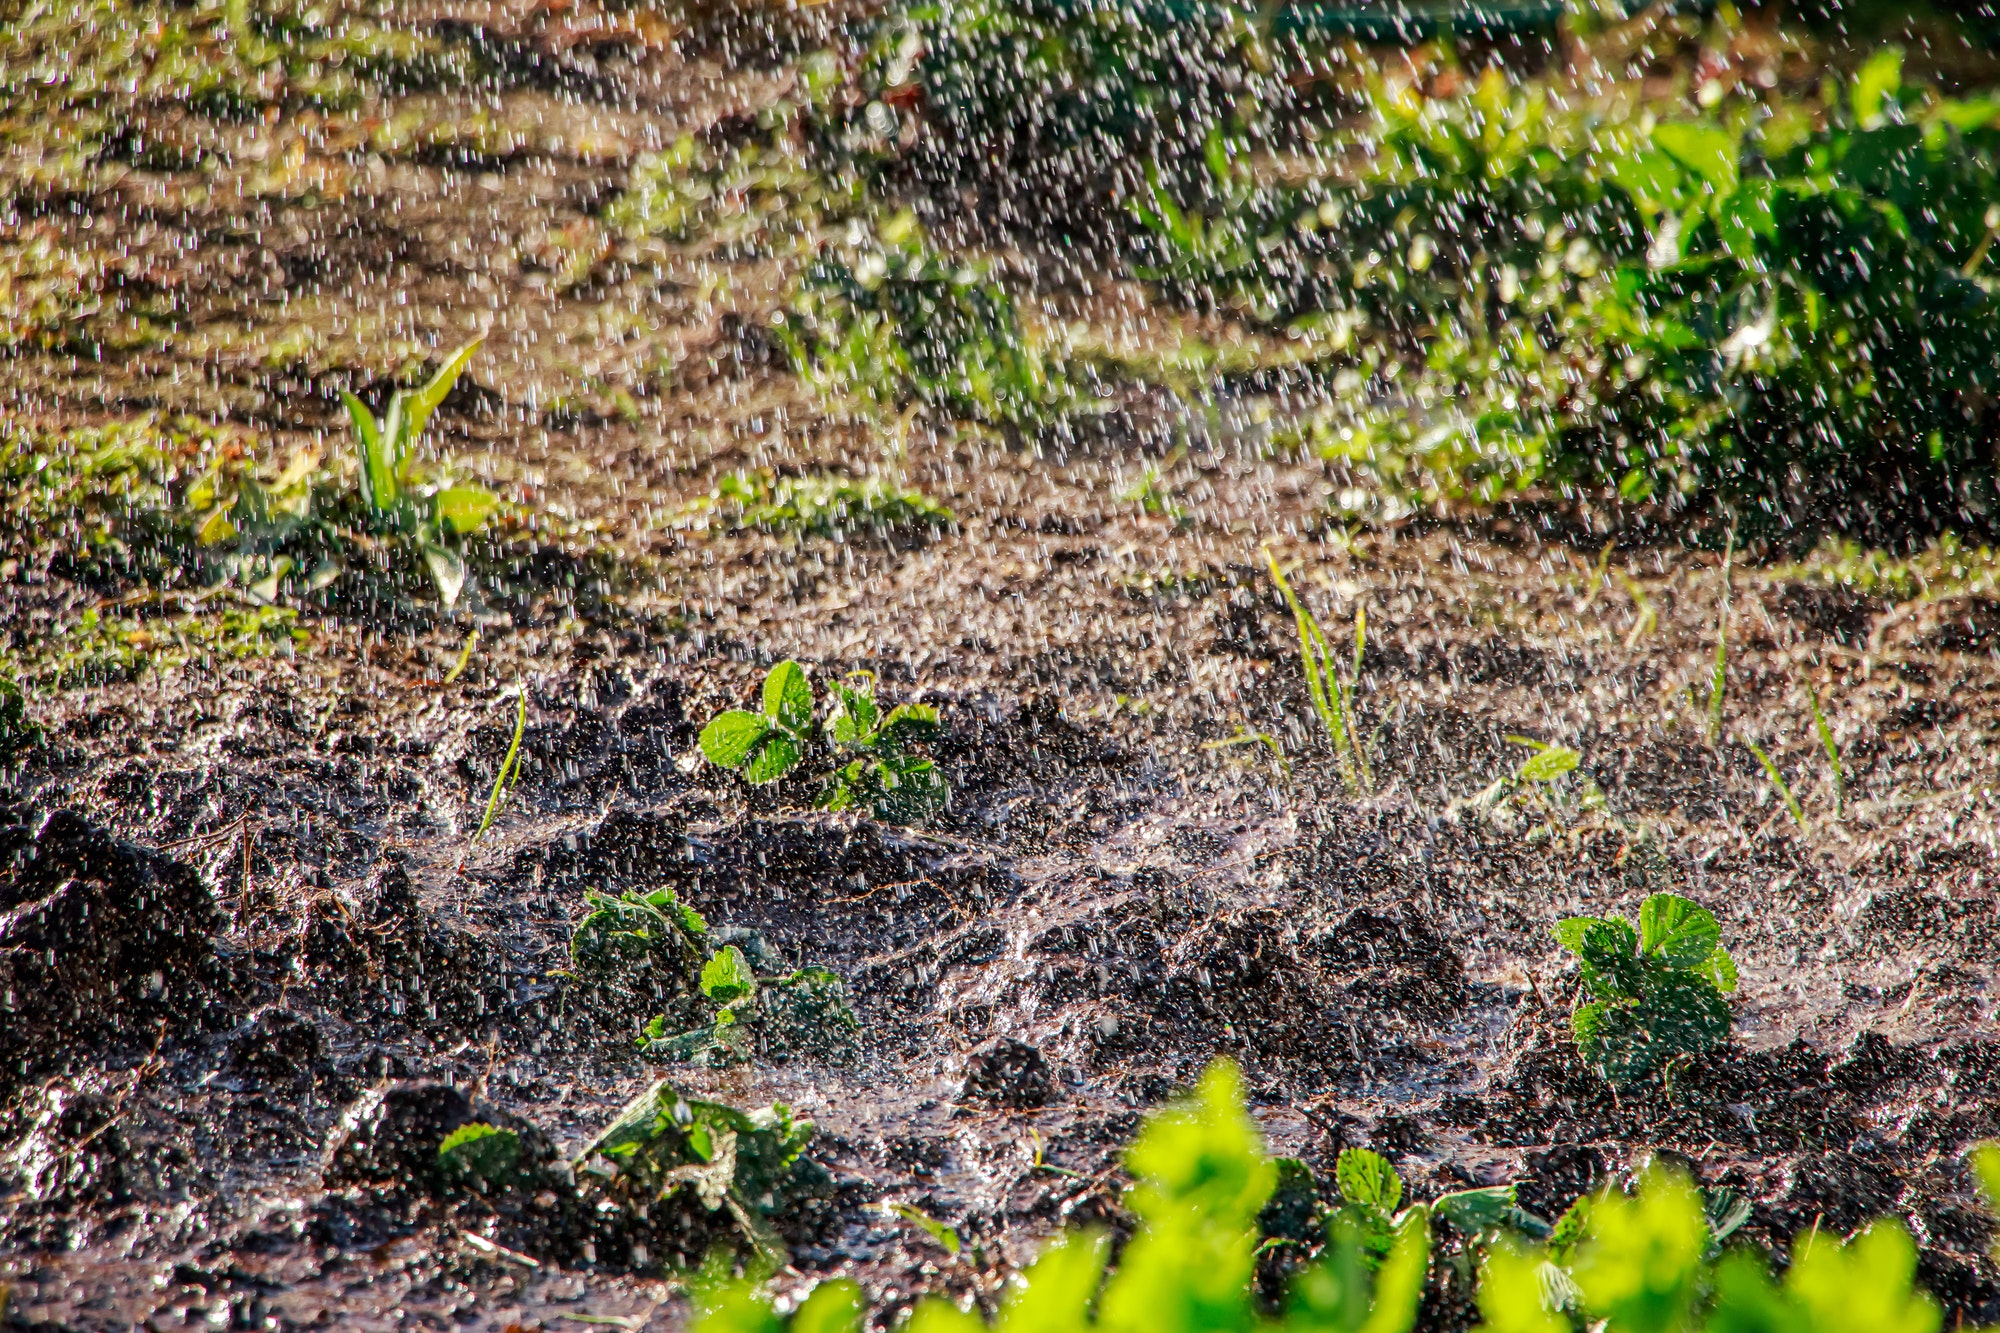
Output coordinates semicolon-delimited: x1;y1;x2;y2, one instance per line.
879;702;941;746
830;681;878;743
1514;744;1580;784
1553;916;1607;953
700;710;770;768
1335;1147;1402;1213
742;730;800;783
762;660;814;733
1699;946;1739;995
1433;1184;1520;1234
1638;893;1721;968
702;945;758;1003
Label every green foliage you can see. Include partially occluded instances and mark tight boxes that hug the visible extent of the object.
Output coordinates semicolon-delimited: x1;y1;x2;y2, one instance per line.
1555;893;1737;1085
1326;1147;1545;1271
700;660;816;786
474;684;527;841
338;339;497;606
0;676;43;766
436;1123;523;1191
681;470;956;541
690;1062;1998;1333
573;1079;820;1258
570;885;710;980
820;671;948;822
777;210;1071;427
1131;54;2000;533
698;662;948;823
641;952;859;1067
694;1058;1433;1333
1263;550;1371;794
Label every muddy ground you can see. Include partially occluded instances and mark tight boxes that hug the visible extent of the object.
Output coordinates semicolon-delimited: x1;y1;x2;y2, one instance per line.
6;2;2000;1329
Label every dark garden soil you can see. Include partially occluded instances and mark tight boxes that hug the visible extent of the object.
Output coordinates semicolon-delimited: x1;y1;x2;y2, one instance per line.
4;2;2000;1328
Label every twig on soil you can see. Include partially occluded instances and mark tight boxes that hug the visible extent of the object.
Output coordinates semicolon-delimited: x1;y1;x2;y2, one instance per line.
457;1231;540;1269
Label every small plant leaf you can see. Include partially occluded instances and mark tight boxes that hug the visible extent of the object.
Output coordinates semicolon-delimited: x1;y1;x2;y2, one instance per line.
422;543;467;608
1514;744;1580;784
1638;893;1722;968
340;390;391;513
1698;946;1739;995
830;680;879;743
404;338;485;449
878;702;941;746
889;1203;962;1254
433;485;500;535
438;1122;522;1188
1652;121;1740;198
1335;1147;1402;1213
700;711;770;768
1433;1184;1522;1233
701;946;758;1003
1553;916;1607;953
741;730;801;784
762;660;814;733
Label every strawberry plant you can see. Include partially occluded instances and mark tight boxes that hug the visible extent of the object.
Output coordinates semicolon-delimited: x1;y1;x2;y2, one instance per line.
820;670;947;823
698;661;948;823
699;660;817;786
1555;892;1738;1085
640;945;858;1067
338;339;499;606
570;886;709;980
573;1078;822;1259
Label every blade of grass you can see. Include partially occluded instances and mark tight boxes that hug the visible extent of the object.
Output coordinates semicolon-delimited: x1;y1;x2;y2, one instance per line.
1347;603;1373;792
1708;530;1734;746
442;628;478;685
1616;574;1657;648
1808;686;1845;818
1262;547;1361;793
1580;539;1614;610
476;684;528;840
1745;738;1807;830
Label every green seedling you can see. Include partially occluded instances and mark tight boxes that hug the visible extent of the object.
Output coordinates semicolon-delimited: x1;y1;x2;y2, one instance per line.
474;683;527;841
437;1122;523;1192
699;662;949;824
573;1078;820;1259
1810;687;1845;818
570;886;709;980
1744;739;1808;831
338;339;498;606
821;671;947;823
1706;535;1733;746
1554;892;1737;1086
1331;1147;1547;1269
888;1202;963;1255
641;943;859;1068
1263;548;1371;794
679;470;956;540
699;660;816;785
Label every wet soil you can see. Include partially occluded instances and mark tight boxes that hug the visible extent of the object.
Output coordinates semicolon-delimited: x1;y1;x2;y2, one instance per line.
6;3;2000;1329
